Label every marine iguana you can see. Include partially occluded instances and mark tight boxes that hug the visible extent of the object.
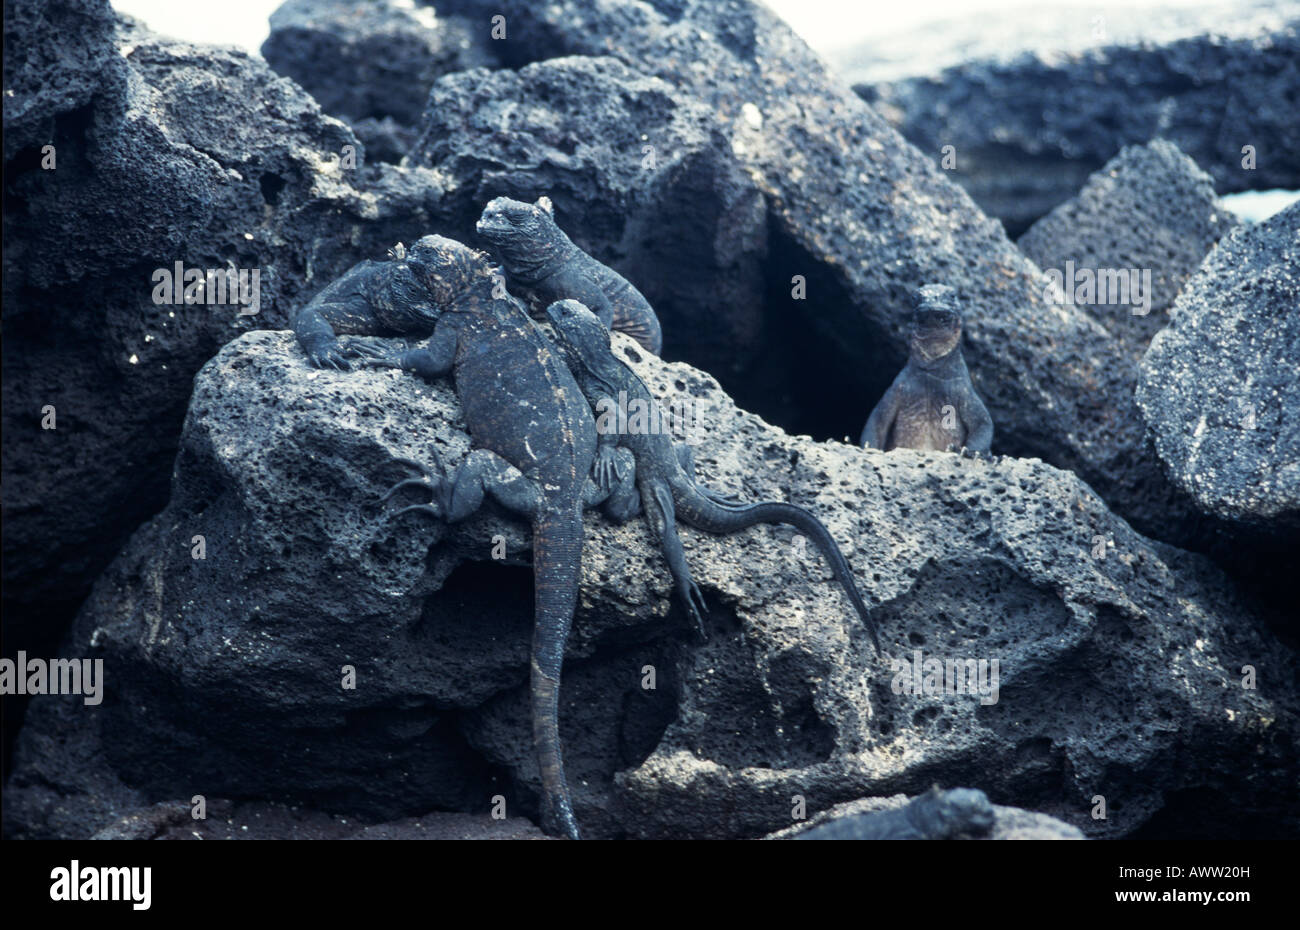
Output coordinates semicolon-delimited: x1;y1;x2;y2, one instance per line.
546;299;881;653
305;235;630;840
476;196;664;355
794;787;995;840
860;284;994;457
291;241;439;369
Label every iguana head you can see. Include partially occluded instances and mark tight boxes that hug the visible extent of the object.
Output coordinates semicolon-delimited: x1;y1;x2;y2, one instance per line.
546;299;623;388
909;284;963;362
476;196;566;274
910;786;995;838
403;234;495;307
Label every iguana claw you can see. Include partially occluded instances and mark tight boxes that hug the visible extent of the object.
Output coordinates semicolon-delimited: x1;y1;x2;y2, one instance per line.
381;477;434;503
341;341;388;360
683;579;709;641
306;340;353;371
389;503;443;521
593;445;622;491
358;350;407;370
381;455;446;516
957;446;997;463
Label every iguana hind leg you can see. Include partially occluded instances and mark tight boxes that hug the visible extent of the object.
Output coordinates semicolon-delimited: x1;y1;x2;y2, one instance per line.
645;482;708;639
384;450;543;522
582;447;640;522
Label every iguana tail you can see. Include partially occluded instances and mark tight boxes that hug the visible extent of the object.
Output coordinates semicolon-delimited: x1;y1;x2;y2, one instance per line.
529;504;584;840
672;478;882;653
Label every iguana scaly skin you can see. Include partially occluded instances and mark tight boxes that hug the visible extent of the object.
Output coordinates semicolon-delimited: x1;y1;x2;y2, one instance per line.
291;242;440;369
794;787;995;840
547;300;880;653
477;196;664;354
860;285;994;457
304;235;630;840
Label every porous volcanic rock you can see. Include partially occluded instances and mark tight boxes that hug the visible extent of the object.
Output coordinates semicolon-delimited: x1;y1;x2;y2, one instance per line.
2;3;454;654
1018;140;1238;355
5;330;1295;840
848;4;1300;233
1137;203;1300;539
261;0;495;162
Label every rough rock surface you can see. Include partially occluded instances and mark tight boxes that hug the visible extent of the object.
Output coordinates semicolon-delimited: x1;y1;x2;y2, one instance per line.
2;0;123;160
409;55;768;381
1137;203;1300;538
426;0;1189;548
850;6;1300;234
766;792;1085;840
1018;140;1238;355
91;800;547;840
260;0;494;163
832;2;1290;84
5;330;1295;840
1;3;454;657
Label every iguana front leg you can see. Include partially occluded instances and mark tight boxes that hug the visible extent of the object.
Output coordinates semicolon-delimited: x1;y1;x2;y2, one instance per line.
565;277;617;332
860;378;902;449
361;316;459;380
581;443;639;517
955;385;994;456
296;297;384;370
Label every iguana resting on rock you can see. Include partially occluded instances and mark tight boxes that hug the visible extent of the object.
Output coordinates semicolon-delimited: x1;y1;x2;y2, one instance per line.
298;234;633;841
547;299;881;653
860;284;994;458
795;787;995;840
291;241;440;369
476;195;664;355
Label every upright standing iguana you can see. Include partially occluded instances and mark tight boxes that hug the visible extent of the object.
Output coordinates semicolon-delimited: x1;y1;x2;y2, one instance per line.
860;284;994;457
476;195;664;354
297;234;631;840
547;300;881;653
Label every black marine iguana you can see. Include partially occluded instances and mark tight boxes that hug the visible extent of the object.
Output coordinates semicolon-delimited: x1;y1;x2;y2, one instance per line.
794;787;995;840
546;299;881;653
860;284;993;457
291;242;440;369
299;235;632;840
476;196;664;355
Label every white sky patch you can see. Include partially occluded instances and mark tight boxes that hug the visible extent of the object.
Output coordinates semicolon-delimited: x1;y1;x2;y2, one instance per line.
111;0;1226;59
1219;189;1300;223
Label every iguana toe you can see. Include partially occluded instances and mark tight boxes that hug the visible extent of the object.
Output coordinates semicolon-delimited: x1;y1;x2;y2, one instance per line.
307;341;352;371
341;341;388;360
380;476;434;504
357;351;405;370
684;580;709;640
389;502;443;521
380;456;446;511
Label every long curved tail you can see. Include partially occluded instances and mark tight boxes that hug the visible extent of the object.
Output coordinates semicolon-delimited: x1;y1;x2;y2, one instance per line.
529;504;584;839
673;478;882;652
